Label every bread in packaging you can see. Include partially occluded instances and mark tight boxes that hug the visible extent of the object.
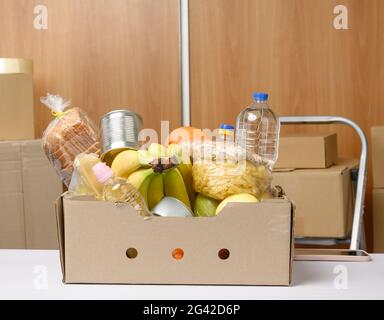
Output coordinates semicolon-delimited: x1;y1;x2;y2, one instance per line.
40;94;100;187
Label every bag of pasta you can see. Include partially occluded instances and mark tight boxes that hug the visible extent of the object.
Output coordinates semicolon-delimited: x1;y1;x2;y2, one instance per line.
191;141;272;201
40;94;100;187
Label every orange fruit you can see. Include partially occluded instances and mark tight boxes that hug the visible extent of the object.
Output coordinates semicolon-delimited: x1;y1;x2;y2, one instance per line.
166;127;207;146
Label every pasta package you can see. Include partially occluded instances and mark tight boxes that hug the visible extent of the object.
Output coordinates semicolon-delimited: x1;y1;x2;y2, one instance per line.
41;94;100;187
191;141;272;201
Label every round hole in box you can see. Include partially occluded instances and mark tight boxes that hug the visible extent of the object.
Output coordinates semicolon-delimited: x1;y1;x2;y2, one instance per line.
172;248;184;260
126;248;138;259
218;248;230;260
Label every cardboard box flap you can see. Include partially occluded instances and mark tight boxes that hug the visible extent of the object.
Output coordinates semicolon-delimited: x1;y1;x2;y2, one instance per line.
55;196;65;282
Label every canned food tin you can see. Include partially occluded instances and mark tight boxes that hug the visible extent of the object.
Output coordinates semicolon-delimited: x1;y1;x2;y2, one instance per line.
100;110;143;165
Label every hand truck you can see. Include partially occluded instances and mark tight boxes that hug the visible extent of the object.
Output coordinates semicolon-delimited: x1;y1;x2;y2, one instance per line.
279;116;368;250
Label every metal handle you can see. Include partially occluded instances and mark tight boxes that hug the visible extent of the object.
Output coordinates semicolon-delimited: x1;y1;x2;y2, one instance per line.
279;116;368;250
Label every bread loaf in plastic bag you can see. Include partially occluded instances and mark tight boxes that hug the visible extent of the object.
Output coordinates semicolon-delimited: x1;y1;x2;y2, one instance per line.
41;94;100;187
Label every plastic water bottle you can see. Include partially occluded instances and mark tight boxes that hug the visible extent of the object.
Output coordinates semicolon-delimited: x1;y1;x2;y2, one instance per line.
218;124;235;143
236;92;280;168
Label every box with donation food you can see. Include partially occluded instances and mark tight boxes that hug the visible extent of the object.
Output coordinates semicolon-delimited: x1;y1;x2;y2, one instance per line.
42;93;294;286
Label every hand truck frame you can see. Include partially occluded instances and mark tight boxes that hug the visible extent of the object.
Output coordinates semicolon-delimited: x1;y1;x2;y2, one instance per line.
279;116;368;250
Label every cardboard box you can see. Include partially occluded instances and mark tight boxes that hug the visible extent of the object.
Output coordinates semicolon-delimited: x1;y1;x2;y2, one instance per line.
0;140;62;249
373;189;384;253
0;142;26;248
21;140;63;249
273;158;358;238
372;127;384;189
56;196;294;286
275;133;338;169
0;58;34;141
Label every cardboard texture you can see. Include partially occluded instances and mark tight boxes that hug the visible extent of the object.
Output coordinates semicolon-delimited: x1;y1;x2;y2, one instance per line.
273;158;358;238
373;189;384;253
0;142;25;248
0;140;62;249
275;133;338;169
0;59;34;141
21;140;63;249
57;196;294;286
372;127;384;189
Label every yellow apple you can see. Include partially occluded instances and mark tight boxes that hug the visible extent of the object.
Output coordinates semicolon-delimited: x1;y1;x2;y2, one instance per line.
216;193;259;215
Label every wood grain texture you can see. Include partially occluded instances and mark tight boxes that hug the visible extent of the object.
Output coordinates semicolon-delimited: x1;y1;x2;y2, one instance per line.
0;0;181;136
190;0;384;250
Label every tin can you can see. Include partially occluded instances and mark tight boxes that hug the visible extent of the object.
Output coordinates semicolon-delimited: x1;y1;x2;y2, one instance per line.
100;110;143;165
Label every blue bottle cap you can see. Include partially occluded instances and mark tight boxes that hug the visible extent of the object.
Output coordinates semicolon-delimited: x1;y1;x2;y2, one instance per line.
253;92;269;102
219;124;235;130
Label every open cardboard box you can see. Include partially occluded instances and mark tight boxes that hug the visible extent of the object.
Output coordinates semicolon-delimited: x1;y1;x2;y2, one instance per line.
56;195;295;286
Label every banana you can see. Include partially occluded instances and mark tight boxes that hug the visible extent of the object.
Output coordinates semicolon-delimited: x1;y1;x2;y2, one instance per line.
125;143;196;211
167;144;195;208
147;173;164;210
111;150;141;179
127;168;156;205
163;168;191;209
138;174;154;205
137;149;155;167
177;163;196;209
148;143;167;159
167;143;190;164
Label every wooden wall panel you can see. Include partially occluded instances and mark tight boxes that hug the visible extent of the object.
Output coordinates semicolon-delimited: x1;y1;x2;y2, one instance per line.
0;0;181;136
190;0;384;250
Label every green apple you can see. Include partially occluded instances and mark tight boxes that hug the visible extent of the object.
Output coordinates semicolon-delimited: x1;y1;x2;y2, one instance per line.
194;194;220;217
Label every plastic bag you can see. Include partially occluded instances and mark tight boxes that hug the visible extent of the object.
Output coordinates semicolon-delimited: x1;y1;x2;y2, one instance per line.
68;153;103;197
41;94;100;187
191;141;272;201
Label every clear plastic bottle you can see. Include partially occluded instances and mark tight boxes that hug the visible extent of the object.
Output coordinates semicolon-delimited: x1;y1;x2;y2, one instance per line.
236;92;280;168
218;124;235;143
92;162;151;218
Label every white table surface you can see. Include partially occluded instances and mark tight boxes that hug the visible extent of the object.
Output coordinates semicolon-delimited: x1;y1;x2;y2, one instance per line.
0;250;383;300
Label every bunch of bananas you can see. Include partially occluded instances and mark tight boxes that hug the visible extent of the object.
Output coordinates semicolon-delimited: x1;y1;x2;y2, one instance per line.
111;143;195;210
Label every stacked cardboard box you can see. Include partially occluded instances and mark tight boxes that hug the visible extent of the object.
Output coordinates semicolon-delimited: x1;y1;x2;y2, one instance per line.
372;127;384;252
0;58;62;249
0;58;35;141
273;133;358;238
0;140;62;249
275;133;338;169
